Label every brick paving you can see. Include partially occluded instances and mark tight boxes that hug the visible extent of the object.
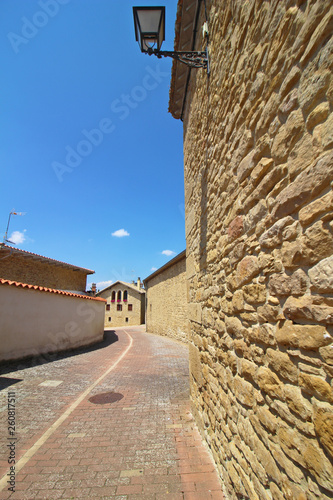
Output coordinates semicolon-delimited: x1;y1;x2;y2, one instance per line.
0;326;224;499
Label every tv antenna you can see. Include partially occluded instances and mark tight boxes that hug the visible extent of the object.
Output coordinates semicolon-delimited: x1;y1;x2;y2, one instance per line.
3;210;26;244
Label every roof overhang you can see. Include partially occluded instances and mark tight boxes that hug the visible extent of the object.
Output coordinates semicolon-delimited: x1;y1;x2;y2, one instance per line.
168;0;197;120
0;244;94;275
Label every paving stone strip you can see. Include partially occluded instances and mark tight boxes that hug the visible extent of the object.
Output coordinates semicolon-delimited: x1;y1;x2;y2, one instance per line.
0;326;224;499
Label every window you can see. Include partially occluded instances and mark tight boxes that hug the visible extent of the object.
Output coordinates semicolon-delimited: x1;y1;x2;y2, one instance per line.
150;304;152;312
108;317;111;322
111;291;116;302
128;304;133;311
106;304;110;311
117;291;122;302
125;317;129;323
117;304;122;311
123;290;128;302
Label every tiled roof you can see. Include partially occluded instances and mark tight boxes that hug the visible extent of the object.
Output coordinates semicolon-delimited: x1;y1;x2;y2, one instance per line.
0;278;106;302
97;280;145;295
0;244;95;274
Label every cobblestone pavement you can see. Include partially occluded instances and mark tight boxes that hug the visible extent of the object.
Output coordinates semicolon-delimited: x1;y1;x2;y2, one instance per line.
0;326;224;500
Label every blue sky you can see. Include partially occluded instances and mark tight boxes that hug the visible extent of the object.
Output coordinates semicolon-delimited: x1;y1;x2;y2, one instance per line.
0;0;185;290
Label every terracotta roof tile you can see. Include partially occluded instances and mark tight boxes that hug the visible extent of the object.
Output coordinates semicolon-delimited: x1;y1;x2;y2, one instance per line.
0;278;106;302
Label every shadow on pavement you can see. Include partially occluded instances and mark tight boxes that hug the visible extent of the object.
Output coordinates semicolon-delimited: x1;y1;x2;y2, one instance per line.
0;330;118;376
0;376;24;390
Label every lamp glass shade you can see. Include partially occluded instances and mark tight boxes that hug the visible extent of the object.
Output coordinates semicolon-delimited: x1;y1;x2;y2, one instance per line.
133;6;165;52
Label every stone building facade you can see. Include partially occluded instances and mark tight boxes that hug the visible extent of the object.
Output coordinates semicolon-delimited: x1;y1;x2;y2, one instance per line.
144;250;188;343
0;244;93;291
169;1;333;499
97;280;145;327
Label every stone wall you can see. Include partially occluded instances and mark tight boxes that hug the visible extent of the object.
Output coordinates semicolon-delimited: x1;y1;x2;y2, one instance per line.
145;251;188;343
178;1;333;499
0;250;89;291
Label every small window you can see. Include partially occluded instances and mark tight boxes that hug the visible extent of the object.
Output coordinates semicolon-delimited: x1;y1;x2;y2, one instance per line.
117;291;122;302
123;290;128;302
150;304;152;312
128;304;133;311
125;317;129;323
111;291;116;302
108;317;111;322
117;304;122;311
106;304;110;311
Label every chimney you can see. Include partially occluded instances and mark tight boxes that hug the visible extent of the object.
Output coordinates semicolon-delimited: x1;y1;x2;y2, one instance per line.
137;277;141;290
91;283;97;296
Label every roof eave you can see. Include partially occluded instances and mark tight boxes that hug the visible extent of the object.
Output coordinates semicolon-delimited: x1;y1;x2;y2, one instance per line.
144;250;186;284
168;0;197;120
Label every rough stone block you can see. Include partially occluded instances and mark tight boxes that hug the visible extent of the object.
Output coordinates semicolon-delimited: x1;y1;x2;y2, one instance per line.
228;216;244;241
301;220;333;265
299;372;333;403
314;403;333;458
235;255;260;286
259;216;295;248
284;384;312;421
234;376;256;407
257;406;278;434
189;343;203;387
309;255;333;293
276;320;331;350
319;345;333;365
321;112;333;150
247;323;277;346
188;302;202;324
257;366;284;399
268;269;308;296
266;348;298;383
299;191;333;225
298;69;331;115
257;304;281;323
283;295;333;324
271;109;304;163
272;150;333;219
243;283;266;305
306;102;330;130
278;426;333;492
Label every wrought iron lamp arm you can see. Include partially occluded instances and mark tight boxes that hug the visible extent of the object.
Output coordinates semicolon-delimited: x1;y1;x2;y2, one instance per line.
147;47;209;72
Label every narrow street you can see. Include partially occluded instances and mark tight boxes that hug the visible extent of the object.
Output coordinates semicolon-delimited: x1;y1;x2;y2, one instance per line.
0;326;224;499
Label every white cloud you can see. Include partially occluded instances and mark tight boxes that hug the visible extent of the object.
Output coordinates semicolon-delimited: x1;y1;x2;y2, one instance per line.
112;229;130;238
97;280;113;289
151;267;157;272
9;230;26;244
162;250;175;257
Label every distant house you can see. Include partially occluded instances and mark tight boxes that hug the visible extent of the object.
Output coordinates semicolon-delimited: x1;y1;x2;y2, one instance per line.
0;244;106;362
144;251;187;343
97;279;145;327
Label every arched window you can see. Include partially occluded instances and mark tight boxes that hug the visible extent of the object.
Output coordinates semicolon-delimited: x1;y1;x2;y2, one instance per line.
117;290;122;302
111;291;116;302
123;290;128;302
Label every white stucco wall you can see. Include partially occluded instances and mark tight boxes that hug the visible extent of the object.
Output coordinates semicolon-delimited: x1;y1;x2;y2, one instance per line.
0;284;106;362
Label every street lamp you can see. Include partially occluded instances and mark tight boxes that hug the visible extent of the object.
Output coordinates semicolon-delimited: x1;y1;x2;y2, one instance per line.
133;6;209;73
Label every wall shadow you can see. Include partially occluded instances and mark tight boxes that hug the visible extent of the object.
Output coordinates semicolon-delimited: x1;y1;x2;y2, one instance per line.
0;377;23;390
0;330;118;376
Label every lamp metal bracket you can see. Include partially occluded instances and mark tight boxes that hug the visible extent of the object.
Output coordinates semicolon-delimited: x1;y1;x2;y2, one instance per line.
147;47;209;73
